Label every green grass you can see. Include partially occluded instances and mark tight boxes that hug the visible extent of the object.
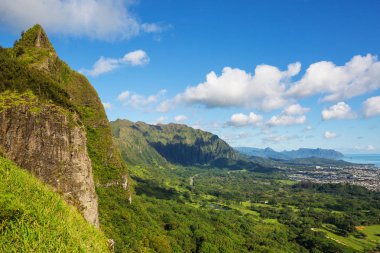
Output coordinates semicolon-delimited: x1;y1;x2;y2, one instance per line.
314;225;378;251
0;156;109;252
361;225;380;244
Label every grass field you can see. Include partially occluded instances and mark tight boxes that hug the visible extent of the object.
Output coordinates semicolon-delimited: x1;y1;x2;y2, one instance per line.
314;224;380;251
361;225;380;244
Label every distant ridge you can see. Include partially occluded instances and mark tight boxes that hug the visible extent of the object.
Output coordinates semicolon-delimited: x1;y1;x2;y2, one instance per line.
236;147;344;160
111;119;274;171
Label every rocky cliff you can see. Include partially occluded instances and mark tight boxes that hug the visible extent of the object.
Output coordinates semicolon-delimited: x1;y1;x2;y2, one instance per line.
0;24;131;228
0;91;99;226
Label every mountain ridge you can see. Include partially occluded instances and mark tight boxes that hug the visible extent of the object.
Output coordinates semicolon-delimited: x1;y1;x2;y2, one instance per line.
236;147;344;160
111;119;263;169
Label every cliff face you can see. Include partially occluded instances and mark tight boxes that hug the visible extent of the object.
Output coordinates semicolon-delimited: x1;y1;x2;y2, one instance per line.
0;92;99;226
0;24;132;228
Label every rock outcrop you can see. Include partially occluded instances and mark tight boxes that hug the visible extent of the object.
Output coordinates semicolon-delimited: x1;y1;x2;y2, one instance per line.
0;92;99;226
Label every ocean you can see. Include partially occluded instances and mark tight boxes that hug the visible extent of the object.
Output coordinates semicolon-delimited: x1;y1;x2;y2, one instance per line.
343;154;380;168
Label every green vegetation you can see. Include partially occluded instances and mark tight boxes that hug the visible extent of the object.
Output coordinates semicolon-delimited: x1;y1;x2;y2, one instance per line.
101;156;379;252
0;156;109;252
1;25;132;250
111;119;272;171
312;224;380;251
2;24;379;253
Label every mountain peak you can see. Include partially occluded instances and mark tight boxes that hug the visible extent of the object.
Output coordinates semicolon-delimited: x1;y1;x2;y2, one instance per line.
16;24;55;52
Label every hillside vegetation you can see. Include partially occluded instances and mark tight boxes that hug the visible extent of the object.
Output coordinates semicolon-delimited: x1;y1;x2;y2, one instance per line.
111;119;257;168
1;24;132;248
0;156;109;252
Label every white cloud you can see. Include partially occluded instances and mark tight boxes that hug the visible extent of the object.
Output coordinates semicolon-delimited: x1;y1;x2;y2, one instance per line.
117;89;166;110
141;23;171;33
155;116;167;124
161;54;380;112
262;134;300;144
80;50;149;77
354;145;376;151
284;104;310;115
225;112;263;127
117;91;130;101
304;125;313;131
288;54;380;102
0;0;167;40
321;102;356;120
156;100;173;113
102;102;112;110
324;131;337;139
362;96;380;118
266;103;309;126
267;114;306;126
121;50;150;66
174;115;188;123
172;63;301;111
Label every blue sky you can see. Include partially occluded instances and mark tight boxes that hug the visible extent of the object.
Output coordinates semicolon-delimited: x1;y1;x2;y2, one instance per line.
1;0;380;153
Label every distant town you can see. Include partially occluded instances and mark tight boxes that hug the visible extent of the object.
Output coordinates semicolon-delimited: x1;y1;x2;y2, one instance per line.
283;165;380;191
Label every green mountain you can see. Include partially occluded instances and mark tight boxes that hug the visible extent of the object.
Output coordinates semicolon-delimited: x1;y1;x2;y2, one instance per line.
111;120;170;166
0;24;132;248
111;119;247;167
236;147;344;160
0;156;109;252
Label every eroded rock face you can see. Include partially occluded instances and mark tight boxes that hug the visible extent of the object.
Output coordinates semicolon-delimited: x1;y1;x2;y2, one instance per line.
0;103;99;227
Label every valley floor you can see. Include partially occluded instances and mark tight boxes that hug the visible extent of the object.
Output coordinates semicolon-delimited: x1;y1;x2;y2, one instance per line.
106;162;380;252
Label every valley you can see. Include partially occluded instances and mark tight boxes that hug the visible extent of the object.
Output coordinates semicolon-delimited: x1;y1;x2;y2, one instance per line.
110;120;380;252
117;162;380;252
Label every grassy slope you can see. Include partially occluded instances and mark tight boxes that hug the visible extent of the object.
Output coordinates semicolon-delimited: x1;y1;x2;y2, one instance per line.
0;156;109;252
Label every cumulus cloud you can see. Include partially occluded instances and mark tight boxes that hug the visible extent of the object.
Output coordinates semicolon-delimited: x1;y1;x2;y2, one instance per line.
267;114;306;126
174;115;188;123
0;0;167;40
266;104;309;126
80;50;149;77
324;131;337;139
225;112;263;127
102;102;112;110
121;50;150;66
362;96;380;118
321;102;356;120
284;104;310;115
171;63;301;111
161;54;380;112
288;54;380;102
117;89;166;110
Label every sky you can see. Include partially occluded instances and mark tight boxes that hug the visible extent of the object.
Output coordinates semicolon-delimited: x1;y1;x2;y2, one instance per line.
1;0;380;153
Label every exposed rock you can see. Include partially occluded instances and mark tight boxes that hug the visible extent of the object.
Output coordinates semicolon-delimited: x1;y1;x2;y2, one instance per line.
0;97;99;226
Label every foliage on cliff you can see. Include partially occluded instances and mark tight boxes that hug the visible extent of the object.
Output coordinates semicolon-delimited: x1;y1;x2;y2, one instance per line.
6;24;127;183
1;24;132;246
0;156;109;252
111;119;244;167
